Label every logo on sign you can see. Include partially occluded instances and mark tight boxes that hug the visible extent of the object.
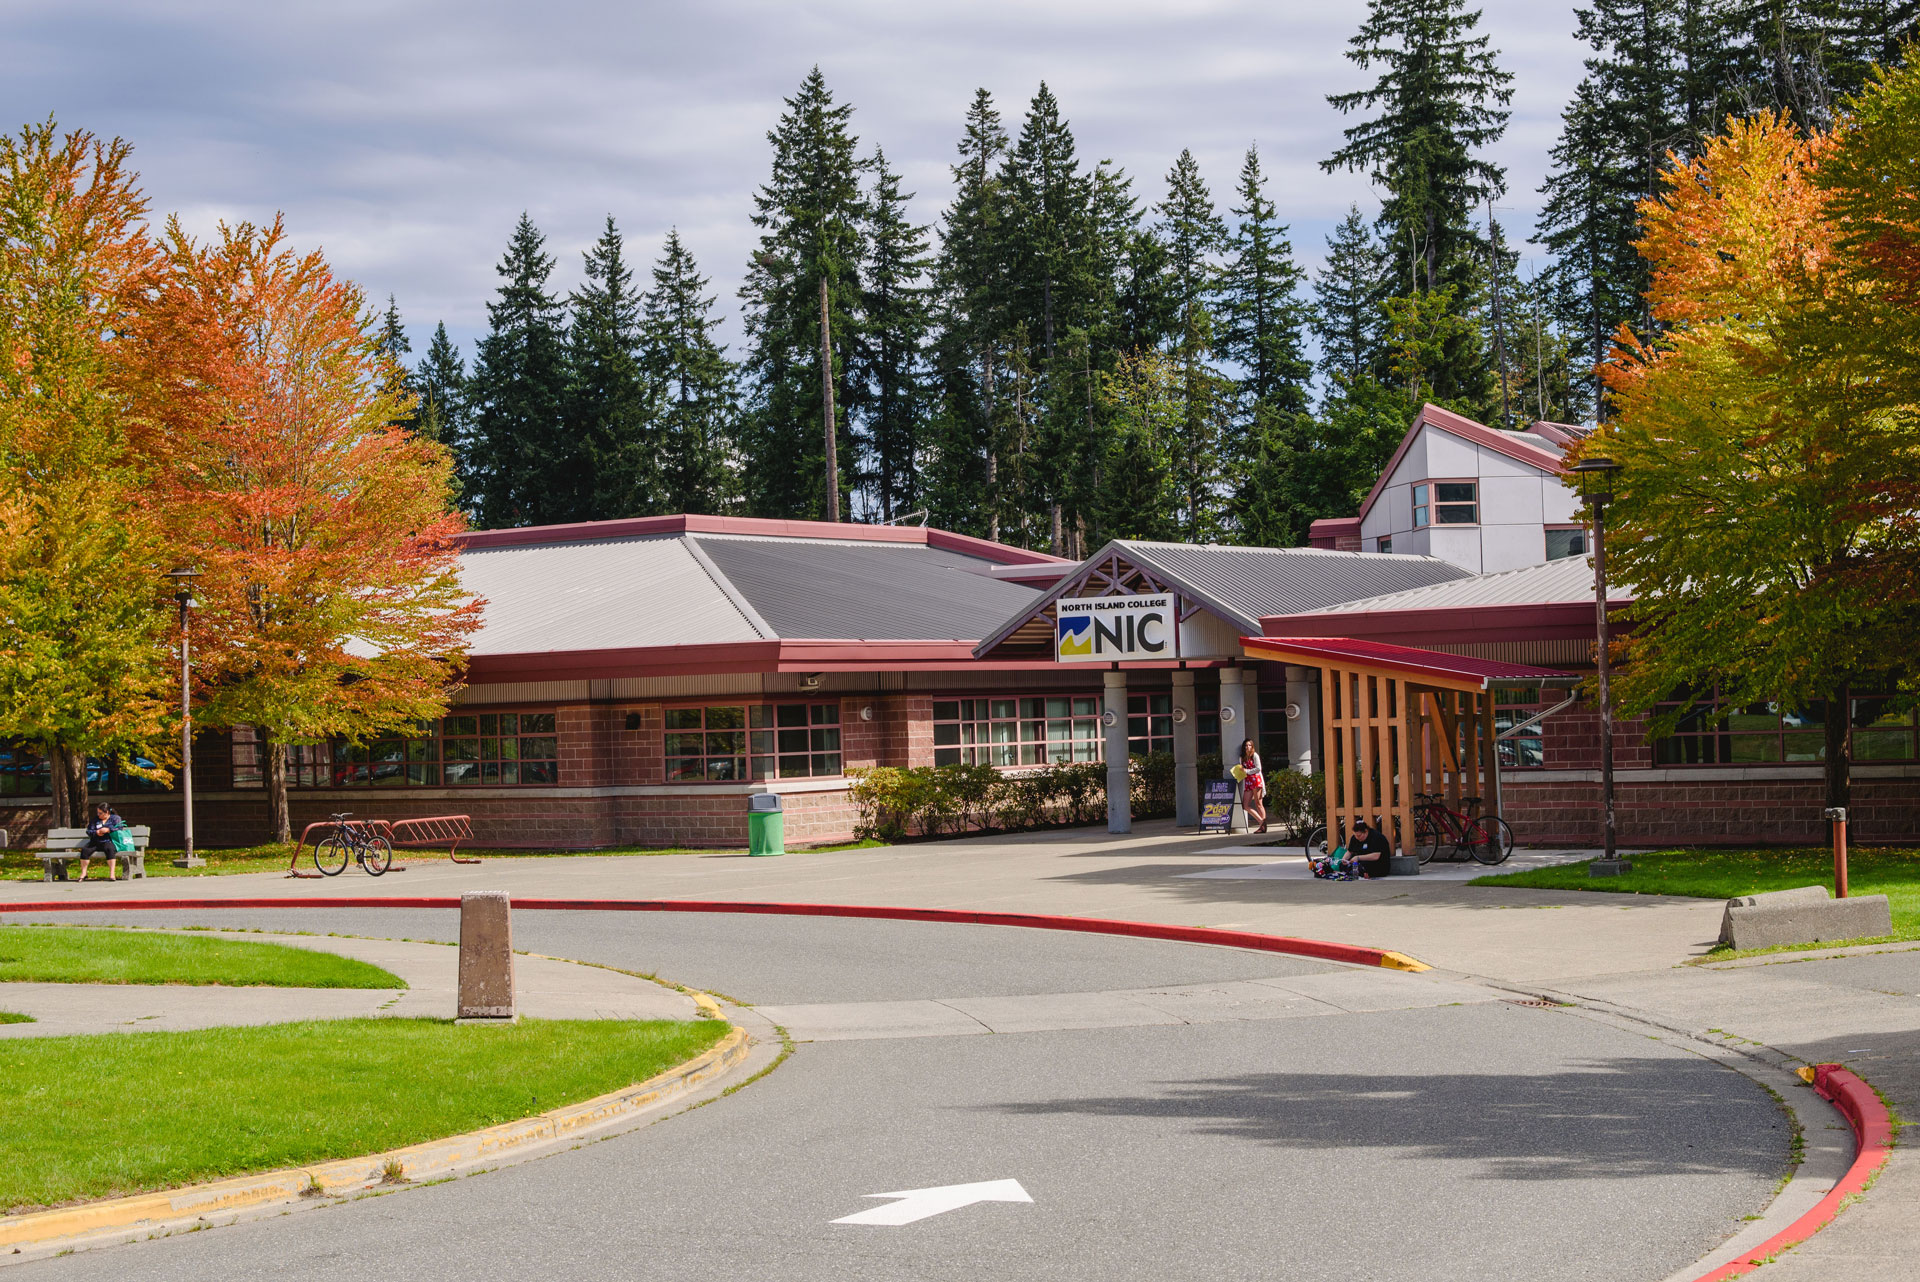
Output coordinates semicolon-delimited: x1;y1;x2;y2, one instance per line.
1054;593;1177;663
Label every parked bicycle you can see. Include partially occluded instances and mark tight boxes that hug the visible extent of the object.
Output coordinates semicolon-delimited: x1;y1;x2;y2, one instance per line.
1412;793;1514;865
315;813;393;877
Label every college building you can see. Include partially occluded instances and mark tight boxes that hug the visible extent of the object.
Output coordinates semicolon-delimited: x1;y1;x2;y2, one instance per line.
5;405;1918;852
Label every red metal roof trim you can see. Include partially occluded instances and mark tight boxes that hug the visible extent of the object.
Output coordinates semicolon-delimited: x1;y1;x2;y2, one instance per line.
453;513;1070;568
1242;634;1577;688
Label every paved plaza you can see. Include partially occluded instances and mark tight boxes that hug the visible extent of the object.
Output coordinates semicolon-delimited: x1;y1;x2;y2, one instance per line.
3;823;1915;1279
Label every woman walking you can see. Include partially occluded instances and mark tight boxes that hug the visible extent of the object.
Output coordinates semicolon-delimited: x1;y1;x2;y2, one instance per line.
1237;738;1267;834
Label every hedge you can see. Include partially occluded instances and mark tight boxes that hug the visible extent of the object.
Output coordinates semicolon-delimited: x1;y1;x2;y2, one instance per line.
847;756;1326;842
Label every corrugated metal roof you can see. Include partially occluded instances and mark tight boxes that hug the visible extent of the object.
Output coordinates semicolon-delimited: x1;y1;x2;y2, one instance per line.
459;535;764;655
1304;556;1631;615
691;534;1043;640
1119;541;1475;632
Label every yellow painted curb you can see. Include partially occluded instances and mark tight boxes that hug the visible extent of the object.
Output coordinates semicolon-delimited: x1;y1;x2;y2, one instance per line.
1;1015;749;1255
1377;951;1430;973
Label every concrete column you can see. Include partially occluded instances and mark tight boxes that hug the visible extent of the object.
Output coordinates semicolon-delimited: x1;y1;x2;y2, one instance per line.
1172;669;1198;827
457;891;516;1022
1103;668;1131;834
1218;666;1249;832
1285;665;1317;775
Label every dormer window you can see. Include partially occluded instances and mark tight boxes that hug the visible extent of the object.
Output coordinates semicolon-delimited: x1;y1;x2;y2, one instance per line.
1412;481;1477;528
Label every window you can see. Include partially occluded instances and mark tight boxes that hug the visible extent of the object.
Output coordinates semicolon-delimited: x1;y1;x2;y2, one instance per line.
1197;689;1221;760
933;696;1101;767
1128;693;1172;757
1495;686;1546;769
1433;481;1477;524
1545;527;1588;561
1652;695;1830;765
0;740;49;796
665;703;840;781
1377;536;1393;554
1256;688;1289;770
231;713;559;788
1852;696;1917;761
1412;484;1428;528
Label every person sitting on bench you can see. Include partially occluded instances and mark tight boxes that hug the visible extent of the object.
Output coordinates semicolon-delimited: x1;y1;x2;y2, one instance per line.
1346;818;1394;878
76;803;126;882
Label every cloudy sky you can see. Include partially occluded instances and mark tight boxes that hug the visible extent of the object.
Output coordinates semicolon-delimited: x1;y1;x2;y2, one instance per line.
11;0;1587;357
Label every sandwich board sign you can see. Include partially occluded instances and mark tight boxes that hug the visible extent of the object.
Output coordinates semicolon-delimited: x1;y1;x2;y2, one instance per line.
1199;778;1237;833
1055;593;1177;663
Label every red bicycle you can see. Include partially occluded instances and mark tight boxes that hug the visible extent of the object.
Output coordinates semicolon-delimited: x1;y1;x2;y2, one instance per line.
1413;793;1515;866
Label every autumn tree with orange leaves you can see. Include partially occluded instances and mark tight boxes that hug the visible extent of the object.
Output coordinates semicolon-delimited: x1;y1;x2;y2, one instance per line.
133;217;480;841
0;121;176;827
1592;64;1920;814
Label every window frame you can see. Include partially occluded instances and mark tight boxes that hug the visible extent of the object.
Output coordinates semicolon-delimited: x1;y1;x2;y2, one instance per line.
932;695;1103;767
230;711;561;790
664;701;842;782
1544;525;1589;562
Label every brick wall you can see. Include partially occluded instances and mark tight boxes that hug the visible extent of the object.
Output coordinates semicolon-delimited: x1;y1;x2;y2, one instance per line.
1504;775;1920;847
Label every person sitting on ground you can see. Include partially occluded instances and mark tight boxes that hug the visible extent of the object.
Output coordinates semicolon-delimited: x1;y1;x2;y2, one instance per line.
1346;818;1394;878
75;802;125;882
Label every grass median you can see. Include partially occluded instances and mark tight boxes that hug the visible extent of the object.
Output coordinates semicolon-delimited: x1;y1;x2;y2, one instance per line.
0;1016;728;1213
0;925;404;988
1473;846;1920;942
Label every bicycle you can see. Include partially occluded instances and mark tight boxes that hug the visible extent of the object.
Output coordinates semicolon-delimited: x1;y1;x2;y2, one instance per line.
1412;793;1514;866
315;813;393;877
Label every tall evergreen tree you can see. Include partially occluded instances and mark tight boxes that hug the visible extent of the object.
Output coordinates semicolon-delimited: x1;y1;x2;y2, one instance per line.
1000;83;1095;364
1218;145;1312;546
375;295;413;429
1323;0;1512;403
739;67;866;520
642;230;739;514
566;216;655;520
411;321;466;448
463;213;569;527
1818;0;1920;101
853;149;932;522
1311;206;1390;391
924;89;1009;538
1156;149;1229;542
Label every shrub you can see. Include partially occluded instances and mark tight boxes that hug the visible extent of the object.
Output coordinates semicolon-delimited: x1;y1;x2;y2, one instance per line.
1129;752;1176;819
1264;769;1326;837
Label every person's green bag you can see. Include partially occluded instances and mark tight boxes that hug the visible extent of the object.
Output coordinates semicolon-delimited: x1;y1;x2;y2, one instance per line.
110;826;135;854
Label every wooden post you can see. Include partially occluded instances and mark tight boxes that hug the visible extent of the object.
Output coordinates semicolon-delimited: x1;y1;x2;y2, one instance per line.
1393;677;1416;859
1354;673;1374;839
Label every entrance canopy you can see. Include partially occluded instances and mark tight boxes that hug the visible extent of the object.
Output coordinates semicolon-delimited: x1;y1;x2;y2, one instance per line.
1241;636;1579;857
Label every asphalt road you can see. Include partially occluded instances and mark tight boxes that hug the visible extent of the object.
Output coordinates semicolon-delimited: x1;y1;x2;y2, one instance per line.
9;908;1791;1282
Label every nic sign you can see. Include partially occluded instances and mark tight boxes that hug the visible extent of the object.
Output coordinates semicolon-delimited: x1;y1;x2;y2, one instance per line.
1055;593;1178;663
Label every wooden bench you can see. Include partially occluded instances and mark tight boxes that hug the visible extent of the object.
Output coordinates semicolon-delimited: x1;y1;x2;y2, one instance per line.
38;826;151;881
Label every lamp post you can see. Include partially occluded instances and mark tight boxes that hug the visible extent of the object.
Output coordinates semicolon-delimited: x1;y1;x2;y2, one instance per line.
1569;457;1629;876
166;568;202;868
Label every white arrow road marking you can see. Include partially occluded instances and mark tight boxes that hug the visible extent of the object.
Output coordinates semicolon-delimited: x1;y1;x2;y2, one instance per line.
832;1178;1033;1226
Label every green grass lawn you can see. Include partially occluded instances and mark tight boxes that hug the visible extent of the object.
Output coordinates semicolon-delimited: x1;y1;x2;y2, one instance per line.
0;1011;31;1024
3;836;884;880
1474;846;1920;941
0;1016;728;1211
0;925;404;988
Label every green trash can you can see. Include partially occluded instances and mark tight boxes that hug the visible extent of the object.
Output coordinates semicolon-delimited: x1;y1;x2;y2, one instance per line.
747;793;785;857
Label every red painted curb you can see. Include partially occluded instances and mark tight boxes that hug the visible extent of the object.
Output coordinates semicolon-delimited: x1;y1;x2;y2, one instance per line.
1689;1063;1894;1281
0;896;1418;970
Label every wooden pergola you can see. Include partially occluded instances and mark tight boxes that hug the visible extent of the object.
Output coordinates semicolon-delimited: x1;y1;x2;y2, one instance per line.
1240;636;1579;856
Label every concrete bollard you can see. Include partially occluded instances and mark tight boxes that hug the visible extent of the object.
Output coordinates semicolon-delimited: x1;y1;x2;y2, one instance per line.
457;891;516;1022
1719;884;1892;951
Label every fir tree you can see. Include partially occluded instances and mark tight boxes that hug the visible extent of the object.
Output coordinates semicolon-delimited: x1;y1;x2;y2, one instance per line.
1000;83;1095;363
1218;145;1312;546
642;229;739;514
411;321;467;448
1311;206;1390;391
925;89;1009;538
1323;0;1511;404
1818;0;1919;101
853;149;932;522
1156;149;1229;542
375;295;413;429
464;213;569;527
566;215;655;520
739;67;866;520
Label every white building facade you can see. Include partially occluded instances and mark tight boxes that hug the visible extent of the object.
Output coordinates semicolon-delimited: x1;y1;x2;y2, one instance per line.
1315;404;1590;575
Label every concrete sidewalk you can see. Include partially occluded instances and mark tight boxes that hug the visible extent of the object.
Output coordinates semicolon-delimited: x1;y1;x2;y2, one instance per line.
5;823;1913;1277
0;929;698;1037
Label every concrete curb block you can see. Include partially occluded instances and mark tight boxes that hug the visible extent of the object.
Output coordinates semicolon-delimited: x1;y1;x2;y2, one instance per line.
0;896;1430;972
0;1016;748;1256
1684;1064;1895;1282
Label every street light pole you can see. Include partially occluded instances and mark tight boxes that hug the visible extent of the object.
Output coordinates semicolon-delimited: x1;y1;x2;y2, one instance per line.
167;569;202;868
1570;457;1630;876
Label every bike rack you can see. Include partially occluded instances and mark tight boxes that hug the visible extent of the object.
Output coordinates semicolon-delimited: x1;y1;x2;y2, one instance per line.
287;815;475;878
